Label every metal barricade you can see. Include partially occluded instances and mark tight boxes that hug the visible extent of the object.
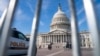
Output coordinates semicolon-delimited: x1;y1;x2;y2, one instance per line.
0;0;100;56
0;9;7;32
69;0;82;56
27;0;42;56
0;0;17;56
83;0;100;56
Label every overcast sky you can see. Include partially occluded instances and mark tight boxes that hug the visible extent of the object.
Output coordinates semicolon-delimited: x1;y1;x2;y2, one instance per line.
0;0;100;34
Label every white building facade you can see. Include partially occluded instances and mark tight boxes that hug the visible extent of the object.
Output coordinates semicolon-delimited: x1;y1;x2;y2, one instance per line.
36;5;93;48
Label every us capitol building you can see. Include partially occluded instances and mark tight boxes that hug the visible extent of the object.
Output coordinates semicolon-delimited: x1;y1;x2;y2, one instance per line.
27;5;93;48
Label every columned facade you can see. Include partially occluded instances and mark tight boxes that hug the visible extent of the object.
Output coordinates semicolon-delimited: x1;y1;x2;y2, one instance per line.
35;4;93;48
38;33;71;48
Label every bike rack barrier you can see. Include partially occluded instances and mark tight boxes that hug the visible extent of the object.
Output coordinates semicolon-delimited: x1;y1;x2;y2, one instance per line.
0;8;7;32
27;0;42;56
0;0;100;56
0;0;17;56
83;0;100;56
69;0;82;56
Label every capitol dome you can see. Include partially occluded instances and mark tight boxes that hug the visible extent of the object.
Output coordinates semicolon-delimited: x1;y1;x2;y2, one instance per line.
50;4;70;32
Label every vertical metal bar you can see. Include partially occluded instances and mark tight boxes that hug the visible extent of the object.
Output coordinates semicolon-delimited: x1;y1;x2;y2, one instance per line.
0;0;17;56
27;0;42;56
83;0;100;56
69;0;81;56
0;8;7;34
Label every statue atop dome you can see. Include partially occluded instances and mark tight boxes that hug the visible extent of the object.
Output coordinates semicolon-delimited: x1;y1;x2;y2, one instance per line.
58;3;62;11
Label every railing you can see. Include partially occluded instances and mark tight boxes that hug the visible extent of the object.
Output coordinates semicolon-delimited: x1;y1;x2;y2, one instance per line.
0;0;17;56
0;0;99;56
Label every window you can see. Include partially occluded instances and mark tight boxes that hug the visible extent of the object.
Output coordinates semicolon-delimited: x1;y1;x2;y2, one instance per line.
18;32;27;41
84;44;86;47
11;30;18;38
11;30;28;41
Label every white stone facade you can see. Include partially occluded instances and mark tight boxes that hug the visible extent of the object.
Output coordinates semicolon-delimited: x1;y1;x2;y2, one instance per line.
26;4;93;48
36;31;71;48
80;31;93;48
36;31;93;48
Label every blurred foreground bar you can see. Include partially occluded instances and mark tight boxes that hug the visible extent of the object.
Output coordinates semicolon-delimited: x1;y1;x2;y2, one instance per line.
83;0;100;56
0;0;17;56
0;9;7;31
27;0;42;56
69;0;82;56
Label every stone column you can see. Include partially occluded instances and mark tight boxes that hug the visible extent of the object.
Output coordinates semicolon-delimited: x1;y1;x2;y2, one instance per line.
63;35;65;43
67;35;69;42
50;35;51;43
50;35;52;43
56;35;57;43
44;36;46;43
48;35;50;43
58;35;60;43
45;36;46;43
53;35;55;43
52;35;53;43
55;35;57;43
51;35;53;42
62;35;63;43
56;35;58;43
42;37;44;43
60;35;62;43
61;35;63;43
47;35;48;43
45;35;48;43
44;36;45;43
59;35;60;43
64;35;65;43
53;35;54;43
59;35;61;43
65;35;67;43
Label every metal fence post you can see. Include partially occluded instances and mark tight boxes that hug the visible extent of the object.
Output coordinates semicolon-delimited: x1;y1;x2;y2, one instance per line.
69;0;82;56
83;0;100;56
0;0;17;56
0;9;7;34
27;0;42;56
